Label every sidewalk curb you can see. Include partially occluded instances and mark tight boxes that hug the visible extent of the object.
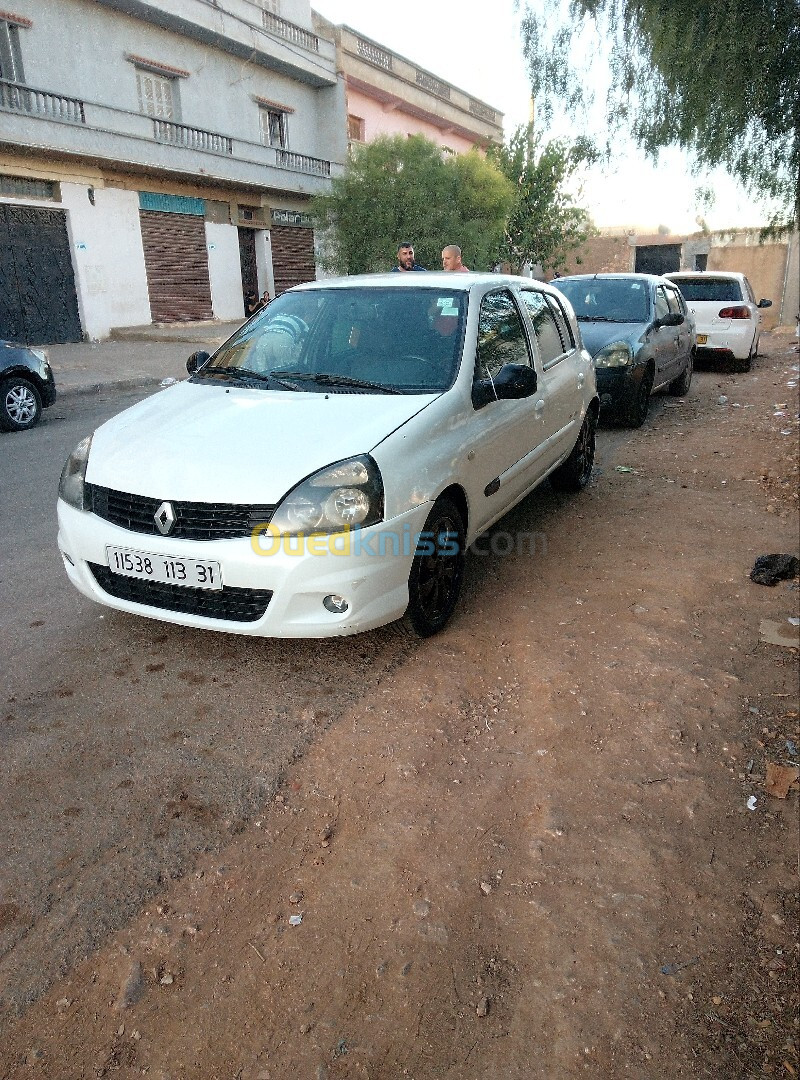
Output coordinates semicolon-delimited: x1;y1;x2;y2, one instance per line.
55;376;181;402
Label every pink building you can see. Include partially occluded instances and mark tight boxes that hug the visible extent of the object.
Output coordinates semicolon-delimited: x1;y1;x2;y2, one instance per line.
313;19;504;155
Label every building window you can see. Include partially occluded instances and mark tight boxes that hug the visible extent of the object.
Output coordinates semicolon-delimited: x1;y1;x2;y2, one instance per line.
0;20;25;82
260;106;287;148
136;68;177;120
347;114;365;142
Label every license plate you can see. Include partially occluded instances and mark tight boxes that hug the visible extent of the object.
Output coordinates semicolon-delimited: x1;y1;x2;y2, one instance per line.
106;546;222;590
696;334;708;345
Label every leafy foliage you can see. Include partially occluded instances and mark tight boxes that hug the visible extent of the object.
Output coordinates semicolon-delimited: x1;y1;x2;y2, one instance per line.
488;127;597;273
310;135;514;274
521;0;800;229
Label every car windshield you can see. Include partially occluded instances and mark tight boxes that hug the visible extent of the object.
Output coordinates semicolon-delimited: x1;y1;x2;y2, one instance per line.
669;277;743;303
556;279;650;322
195;287;467;394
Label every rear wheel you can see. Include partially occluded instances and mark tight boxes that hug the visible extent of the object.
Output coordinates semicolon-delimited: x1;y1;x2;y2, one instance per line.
669;349;693;395
404;496;466;637
732;342;753;373
551;410;596;492
624;368;653;428
0;377;42;431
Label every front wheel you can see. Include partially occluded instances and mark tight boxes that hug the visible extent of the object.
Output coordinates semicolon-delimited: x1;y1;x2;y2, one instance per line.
624;368;653;428
551;410;596;492
0;377;42;431
404;496;466;637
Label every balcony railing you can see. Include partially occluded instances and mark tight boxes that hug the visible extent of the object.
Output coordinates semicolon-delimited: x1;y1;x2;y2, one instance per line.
262;11;319;52
415;70;450;100
276;149;331;177
0;78;85;123
153;119;233;155
356;38;393;70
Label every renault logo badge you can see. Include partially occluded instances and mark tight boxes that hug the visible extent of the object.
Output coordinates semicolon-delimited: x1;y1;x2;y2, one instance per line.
154;501;176;536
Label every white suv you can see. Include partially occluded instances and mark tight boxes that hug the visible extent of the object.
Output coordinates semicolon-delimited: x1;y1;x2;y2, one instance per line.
58;274;598;638
665;271;772;371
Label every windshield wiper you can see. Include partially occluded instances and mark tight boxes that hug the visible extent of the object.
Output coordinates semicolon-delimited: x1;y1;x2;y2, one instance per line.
272;371;402;395
576;314;615;321
197;366;297;390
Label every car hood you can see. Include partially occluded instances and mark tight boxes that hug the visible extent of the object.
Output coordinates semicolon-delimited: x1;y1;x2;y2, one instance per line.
578;321;645;358
86;381;437;503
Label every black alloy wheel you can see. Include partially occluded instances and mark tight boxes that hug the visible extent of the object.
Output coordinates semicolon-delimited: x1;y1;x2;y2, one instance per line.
405;496;466;637
551;410;597;492
625;368;653;428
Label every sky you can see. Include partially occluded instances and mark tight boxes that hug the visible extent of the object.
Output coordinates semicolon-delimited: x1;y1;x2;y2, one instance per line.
311;0;773;234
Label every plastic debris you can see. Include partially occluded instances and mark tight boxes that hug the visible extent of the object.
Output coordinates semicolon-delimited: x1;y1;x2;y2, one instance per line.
615;466;637;474
750;554;800;586
717;395;728;405
786;740;799;757
160;377;178;388
765;762;800;799
759;619;800;649
289;914;303;926
747;796;758;810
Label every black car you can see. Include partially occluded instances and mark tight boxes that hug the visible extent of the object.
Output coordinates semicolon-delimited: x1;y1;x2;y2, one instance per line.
0;341;57;432
553;274;694;427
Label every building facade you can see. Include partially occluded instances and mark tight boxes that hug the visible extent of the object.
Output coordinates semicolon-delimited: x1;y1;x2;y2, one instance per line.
312;17;503;156
0;0;346;343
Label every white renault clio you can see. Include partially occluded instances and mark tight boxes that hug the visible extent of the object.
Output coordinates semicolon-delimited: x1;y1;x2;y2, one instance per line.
58;274;598;638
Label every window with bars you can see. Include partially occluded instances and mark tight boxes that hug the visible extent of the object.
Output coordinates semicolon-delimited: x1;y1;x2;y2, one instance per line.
0;20;25;82
136;68;177;120
259;106;287;148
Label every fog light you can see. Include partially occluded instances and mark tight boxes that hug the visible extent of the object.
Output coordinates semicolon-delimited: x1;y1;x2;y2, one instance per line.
323;594;349;614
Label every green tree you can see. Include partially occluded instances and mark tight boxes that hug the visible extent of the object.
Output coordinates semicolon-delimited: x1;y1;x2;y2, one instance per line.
488;126;597;273
521;0;800;230
310;134;513;274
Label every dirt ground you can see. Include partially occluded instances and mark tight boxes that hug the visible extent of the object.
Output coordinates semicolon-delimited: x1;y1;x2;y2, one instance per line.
2;332;798;1080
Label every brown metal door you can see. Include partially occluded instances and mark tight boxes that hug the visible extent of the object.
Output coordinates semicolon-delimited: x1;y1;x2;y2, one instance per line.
0;204;82;344
139;210;213;322
270;225;315;296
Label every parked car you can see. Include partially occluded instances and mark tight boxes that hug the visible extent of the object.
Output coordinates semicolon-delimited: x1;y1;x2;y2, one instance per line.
0;341;57;432
665;271;771;371
553;273;694;427
57;274;598;638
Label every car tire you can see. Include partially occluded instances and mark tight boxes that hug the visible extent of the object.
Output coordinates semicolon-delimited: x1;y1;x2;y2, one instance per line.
0;376;42;432
624;367;653;428
550;409;596;493
732;343;753;373
668;350;693;396
404;496;466;637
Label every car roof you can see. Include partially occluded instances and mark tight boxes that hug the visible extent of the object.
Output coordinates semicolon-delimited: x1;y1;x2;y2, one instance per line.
665;271;747;281
291;272;566;297
555;273;669;285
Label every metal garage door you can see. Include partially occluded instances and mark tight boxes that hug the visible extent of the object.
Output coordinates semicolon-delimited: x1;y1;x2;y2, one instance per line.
139;210;213;322
270;224;315;296
0;204;82;344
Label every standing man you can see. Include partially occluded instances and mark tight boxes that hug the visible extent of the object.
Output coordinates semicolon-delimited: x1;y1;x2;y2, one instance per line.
441;245;469;271
392;242;426;271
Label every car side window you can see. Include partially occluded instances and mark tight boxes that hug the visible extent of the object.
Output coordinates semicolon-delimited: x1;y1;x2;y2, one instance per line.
654;287;670;321
475;290;533;381
518;290;565;367
665;287;683;316
548;295;575;349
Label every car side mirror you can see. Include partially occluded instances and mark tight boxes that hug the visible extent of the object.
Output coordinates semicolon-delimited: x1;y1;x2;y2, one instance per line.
186;350;210;374
758;298;772;308
655;312;684;328
471;364;537;409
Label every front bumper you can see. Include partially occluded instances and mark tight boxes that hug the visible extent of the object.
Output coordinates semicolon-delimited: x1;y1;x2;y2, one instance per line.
57;499;432;637
594;365;642;412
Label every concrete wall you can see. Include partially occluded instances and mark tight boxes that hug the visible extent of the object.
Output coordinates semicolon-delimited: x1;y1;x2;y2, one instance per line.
61;184;152;340
557;235;634;278
707;238;791;330
206;223;247;321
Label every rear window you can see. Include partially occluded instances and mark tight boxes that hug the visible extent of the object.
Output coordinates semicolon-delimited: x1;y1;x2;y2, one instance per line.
671;277;743;302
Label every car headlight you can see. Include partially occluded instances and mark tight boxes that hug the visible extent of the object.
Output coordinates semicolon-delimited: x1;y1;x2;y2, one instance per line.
58;435;92;510
270;454;384;535
594;342;633;368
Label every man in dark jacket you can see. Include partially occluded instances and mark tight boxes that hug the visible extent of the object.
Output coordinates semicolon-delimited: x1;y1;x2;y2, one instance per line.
392;243;426;271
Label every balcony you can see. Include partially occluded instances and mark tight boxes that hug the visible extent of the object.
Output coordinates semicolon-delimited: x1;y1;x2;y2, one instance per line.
262;10;319;53
0;80;342;196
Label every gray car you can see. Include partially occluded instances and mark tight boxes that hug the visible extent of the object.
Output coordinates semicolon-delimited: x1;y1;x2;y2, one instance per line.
553;274;694;427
